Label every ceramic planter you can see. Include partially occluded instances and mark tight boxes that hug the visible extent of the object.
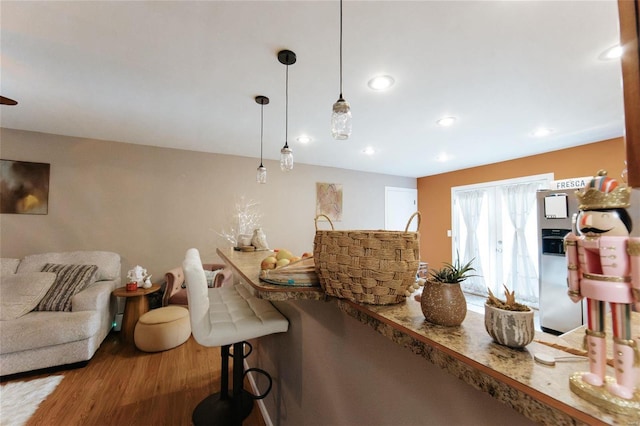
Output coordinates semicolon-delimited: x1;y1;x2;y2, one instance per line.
420;279;467;326
484;303;534;348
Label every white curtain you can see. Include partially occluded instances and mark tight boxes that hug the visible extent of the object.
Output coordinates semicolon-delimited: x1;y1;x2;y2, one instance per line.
503;182;541;303
457;190;485;295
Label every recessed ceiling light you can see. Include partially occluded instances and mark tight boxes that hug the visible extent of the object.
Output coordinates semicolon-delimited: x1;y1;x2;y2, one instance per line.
362;147;376;155
367;75;395;91
436;153;449;162
531;128;554;137
436;116;457;127
297;135;312;143
599;44;623;61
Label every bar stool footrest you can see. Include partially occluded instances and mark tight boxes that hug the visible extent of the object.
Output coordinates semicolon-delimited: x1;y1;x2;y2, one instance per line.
245;367;273;400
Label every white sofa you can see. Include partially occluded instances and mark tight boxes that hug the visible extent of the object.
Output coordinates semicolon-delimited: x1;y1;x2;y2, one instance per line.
0;251;120;376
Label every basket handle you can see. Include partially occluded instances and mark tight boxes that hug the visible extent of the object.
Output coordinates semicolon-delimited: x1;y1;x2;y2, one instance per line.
404;211;421;232
315;214;335;230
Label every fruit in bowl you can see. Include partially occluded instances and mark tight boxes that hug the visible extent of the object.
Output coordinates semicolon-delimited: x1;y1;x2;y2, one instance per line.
276;249;294;261
260;256;277;270
276;258;290;268
261;249;313;270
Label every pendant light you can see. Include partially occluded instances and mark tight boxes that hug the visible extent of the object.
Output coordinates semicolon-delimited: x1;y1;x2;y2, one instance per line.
278;49;296;172
331;0;351;140
255;95;269;184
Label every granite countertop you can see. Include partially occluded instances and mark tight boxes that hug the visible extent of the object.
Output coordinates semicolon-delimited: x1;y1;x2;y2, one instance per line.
218;248;639;425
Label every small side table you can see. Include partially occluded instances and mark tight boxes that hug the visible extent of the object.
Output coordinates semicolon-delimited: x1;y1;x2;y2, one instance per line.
112;284;161;344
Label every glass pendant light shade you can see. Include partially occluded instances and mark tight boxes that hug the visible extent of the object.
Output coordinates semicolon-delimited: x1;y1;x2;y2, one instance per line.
331;96;352;140
280;145;293;171
257;164;267;184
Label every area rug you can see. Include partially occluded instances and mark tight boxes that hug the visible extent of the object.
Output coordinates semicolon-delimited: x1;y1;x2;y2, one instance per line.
0;375;63;426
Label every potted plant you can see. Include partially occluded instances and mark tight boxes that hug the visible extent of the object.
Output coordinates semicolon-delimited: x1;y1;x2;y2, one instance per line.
484;285;534;349
420;256;475;326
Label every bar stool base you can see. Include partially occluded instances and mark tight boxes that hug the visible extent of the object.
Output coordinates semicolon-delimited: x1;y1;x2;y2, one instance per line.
192;390;254;426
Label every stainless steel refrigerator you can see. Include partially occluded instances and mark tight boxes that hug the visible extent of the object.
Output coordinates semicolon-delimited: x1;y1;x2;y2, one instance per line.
536;189;585;335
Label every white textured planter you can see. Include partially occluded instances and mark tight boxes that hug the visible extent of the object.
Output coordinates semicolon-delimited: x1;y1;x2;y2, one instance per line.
484;303;534;349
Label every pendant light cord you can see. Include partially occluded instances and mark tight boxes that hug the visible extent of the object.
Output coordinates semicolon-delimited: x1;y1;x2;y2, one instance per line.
284;62;289;149
260;103;264;167
339;0;343;100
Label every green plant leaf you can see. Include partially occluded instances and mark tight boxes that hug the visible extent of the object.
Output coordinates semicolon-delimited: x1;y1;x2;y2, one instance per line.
429;253;477;284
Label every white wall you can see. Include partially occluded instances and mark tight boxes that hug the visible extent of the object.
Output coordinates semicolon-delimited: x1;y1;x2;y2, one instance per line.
0;128;415;281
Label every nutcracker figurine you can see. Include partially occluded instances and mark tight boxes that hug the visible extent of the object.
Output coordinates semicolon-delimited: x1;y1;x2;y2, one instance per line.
564;170;639;409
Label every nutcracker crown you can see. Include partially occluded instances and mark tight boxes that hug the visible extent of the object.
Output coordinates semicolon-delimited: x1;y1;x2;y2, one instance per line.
575;169;631;210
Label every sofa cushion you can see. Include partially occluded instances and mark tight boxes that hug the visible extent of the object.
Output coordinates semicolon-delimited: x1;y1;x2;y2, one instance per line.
0;258;20;276
0;272;57;320
0;310;99;354
35;264;98;312
17;251;120;281
183;269;222;289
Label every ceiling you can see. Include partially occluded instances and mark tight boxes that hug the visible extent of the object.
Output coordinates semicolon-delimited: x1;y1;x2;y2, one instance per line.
0;1;625;178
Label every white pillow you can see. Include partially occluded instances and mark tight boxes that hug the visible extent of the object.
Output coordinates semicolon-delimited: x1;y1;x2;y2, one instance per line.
204;269;221;288
0;272;57;320
0;258;20;276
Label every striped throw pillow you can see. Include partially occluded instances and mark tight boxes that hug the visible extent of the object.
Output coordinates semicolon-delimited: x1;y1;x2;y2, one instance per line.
35;263;98;312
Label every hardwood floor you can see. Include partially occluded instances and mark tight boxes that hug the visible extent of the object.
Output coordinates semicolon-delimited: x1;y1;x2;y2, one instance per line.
4;332;267;426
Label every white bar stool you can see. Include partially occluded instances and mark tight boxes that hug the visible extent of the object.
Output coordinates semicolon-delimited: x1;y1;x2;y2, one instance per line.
183;248;289;426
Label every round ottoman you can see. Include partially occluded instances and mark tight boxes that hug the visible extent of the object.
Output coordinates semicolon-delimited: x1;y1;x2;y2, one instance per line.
134;306;191;352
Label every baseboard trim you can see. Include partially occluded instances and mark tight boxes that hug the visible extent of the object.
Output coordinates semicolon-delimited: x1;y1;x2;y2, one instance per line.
244;359;273;426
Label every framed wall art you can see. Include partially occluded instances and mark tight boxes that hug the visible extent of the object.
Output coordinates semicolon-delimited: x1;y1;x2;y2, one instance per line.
316;182;342;221
0;159;50;214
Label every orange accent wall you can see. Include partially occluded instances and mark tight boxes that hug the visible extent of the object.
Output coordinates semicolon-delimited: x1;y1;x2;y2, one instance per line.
417;137;626;269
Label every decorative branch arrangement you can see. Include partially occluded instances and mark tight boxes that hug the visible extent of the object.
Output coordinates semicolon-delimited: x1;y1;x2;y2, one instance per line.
217;197;262;247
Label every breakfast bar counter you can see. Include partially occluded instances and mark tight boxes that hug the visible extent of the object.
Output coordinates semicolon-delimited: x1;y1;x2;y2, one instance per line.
217;248;638;425
336;300;640;425
217;248;325;300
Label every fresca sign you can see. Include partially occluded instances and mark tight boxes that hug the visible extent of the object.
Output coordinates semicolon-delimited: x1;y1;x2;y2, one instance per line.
550;177;592;190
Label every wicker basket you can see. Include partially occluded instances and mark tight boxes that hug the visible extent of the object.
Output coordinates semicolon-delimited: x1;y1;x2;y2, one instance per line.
313;212;421;305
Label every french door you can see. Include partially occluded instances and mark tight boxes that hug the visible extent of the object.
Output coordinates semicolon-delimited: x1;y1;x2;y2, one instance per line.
451;174;552;305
